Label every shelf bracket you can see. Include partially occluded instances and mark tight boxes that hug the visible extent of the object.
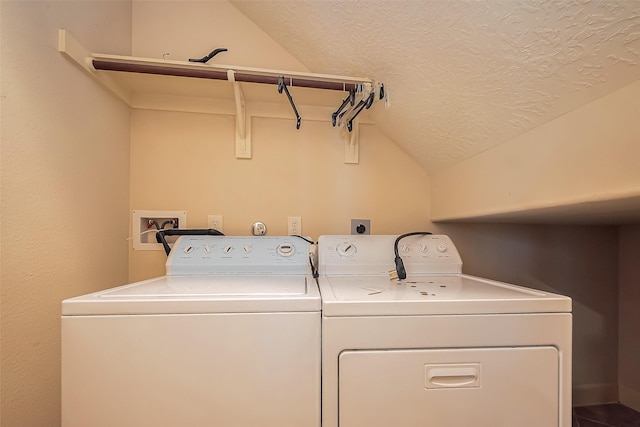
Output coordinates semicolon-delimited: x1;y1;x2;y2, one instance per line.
58;29;132;104
344;122;359;164
228;70;250;159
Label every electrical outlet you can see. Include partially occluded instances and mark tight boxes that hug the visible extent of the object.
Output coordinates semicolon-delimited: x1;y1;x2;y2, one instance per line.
288;216;302;235
132;210;187;250
208;215;223;232
351;218;371;235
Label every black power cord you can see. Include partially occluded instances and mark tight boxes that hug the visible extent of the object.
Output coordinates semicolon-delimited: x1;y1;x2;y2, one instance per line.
156;228;225;256
394;231;433;280
289;235;319;279
290;235;314;244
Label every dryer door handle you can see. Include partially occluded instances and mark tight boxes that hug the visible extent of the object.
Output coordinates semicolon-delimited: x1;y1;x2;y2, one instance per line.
425;364;480;389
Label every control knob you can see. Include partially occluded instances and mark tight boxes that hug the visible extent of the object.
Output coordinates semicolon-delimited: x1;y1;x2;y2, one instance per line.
277;243;295;257
336;243;357;257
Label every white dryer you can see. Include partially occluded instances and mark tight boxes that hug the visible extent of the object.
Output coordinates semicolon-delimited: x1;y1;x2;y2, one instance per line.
317;234;572;427
62;236;321;427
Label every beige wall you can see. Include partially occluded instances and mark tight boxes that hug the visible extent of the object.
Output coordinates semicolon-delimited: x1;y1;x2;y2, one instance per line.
129;111;431;280
132;0;309;70
128;1;431;280
619;225;640;411
129;0;626;407
127;2;627;407
428;64;640;405
0;2;132;426
431;79;640;221
0;2;637;426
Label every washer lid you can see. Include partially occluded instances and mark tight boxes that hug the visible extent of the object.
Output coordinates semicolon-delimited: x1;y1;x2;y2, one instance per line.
319;274;571;316
62;275;320;315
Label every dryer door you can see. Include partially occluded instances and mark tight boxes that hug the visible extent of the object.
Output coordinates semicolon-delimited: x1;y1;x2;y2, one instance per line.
339;346;559;427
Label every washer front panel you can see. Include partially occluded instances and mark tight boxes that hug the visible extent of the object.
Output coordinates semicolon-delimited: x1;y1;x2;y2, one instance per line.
62;235;322;427
63;311;321;427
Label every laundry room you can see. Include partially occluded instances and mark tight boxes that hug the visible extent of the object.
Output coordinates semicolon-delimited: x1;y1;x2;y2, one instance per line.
1;1;639;426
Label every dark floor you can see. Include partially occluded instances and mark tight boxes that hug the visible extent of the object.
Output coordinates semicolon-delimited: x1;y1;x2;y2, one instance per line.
573;403;640;427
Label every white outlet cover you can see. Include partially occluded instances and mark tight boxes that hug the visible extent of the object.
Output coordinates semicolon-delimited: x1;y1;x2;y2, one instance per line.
208;215;223;232
288;216;302;235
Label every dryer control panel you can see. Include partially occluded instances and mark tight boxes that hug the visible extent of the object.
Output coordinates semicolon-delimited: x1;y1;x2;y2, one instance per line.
318;235;462;276
166;236;311;276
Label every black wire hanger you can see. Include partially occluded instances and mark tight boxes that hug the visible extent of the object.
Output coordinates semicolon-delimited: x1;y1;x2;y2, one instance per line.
278;76;302;129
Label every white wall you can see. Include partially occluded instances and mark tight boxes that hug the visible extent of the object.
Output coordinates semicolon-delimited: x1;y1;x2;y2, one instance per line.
0;2;132;426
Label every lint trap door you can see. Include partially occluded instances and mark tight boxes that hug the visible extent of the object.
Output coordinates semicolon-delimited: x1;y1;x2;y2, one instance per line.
339;346;560;427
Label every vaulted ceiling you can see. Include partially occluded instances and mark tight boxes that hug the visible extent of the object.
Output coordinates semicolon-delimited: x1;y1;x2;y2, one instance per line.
231;0;640;173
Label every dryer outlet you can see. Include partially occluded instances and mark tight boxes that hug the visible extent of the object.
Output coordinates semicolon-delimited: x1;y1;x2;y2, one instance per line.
351;219;371;235
132;210;187;250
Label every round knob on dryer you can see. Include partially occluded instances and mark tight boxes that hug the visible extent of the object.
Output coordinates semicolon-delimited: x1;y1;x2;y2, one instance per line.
336;243;357;257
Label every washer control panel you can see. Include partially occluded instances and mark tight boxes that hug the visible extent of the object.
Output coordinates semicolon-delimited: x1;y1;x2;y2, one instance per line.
167;236;310;275
318;235;462;276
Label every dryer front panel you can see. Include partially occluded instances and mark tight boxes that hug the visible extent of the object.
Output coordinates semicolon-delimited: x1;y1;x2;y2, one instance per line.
339;346;559;427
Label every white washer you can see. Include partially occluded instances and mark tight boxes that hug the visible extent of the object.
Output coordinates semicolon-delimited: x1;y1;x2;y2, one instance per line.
62;236;321;427
318;234;572;427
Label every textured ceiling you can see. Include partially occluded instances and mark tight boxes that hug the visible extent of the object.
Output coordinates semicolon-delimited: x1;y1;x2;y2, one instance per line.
231;0;640;173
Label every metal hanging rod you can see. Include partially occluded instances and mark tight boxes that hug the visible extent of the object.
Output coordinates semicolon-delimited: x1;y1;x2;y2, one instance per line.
91;58;362;92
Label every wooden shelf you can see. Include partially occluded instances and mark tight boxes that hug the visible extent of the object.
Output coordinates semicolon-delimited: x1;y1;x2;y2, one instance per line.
58;29;377;163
